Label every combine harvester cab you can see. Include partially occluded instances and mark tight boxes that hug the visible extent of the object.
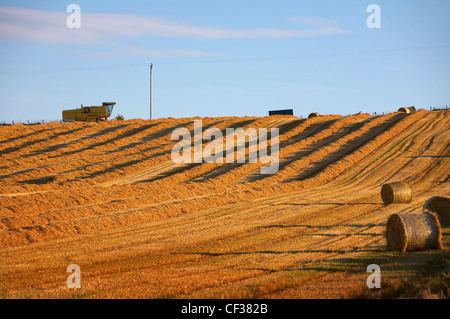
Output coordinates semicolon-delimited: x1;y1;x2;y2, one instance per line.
63;102;116;122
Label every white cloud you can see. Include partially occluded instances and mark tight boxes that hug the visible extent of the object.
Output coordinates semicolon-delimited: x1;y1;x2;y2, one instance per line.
0;6;347;57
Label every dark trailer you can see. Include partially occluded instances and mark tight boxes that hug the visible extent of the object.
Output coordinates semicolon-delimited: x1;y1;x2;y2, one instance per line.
268;109;294;116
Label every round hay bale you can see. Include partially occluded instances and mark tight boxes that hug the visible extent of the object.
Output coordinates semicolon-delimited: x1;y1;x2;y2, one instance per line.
423;196;450;226
386;212;442;252
398;106;416;114
308;112;320;118
381;181;412;205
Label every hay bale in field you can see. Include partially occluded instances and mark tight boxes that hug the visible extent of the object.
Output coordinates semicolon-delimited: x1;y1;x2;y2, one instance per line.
308;112;320;118
381;181;412;205
386;212;442;252
398;106;416;114
423;196;450;226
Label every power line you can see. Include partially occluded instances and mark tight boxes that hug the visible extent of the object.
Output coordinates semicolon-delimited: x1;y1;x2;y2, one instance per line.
150;63;153;120
173;43;450;65
1;43;449;76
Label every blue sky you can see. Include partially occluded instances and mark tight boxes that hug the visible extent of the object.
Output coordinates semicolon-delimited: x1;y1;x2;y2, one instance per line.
0;0;449;122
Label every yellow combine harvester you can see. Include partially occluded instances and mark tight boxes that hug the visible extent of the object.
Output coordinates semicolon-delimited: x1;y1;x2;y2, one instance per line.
62;102;116;122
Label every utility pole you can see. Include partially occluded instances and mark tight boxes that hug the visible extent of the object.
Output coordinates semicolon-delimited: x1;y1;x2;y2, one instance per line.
150;63;153;120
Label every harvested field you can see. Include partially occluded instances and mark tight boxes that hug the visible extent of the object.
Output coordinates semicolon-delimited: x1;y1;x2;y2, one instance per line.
0;109;449;299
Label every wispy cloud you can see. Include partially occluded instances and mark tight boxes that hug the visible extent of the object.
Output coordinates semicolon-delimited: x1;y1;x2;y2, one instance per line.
0;6;347;57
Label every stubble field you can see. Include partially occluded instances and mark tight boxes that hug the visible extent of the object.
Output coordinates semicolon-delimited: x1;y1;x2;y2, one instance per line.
0;109;448;298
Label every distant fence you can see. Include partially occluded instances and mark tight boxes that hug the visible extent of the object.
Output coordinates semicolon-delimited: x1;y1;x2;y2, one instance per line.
429;105;448;111
0;119;63;126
